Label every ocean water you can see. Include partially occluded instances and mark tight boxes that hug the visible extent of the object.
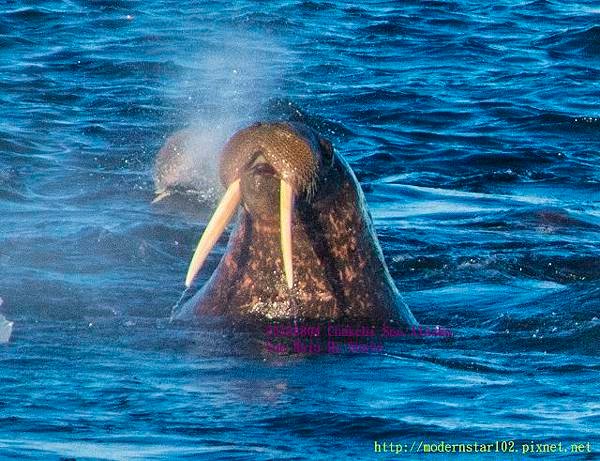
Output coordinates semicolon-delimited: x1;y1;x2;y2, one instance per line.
0;1;599;460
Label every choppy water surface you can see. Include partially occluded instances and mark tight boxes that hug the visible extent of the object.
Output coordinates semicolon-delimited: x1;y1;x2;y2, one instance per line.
1;1;599;459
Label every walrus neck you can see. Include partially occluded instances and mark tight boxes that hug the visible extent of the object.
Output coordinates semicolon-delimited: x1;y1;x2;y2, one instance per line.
303;152;417;325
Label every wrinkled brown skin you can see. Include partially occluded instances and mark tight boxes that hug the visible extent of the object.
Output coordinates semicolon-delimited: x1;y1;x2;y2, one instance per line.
180;122;418;327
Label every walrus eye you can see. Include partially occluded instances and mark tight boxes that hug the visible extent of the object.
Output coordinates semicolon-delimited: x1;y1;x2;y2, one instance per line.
280;179;295;289
185;179;241;287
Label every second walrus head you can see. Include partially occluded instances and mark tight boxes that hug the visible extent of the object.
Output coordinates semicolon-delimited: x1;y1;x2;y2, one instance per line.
175;121;418;326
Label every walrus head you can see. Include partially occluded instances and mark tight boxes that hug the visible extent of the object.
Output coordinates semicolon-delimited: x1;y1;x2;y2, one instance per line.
178;122;417;326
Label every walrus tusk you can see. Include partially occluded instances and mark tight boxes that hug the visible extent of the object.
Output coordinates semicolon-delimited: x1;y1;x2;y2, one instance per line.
280;179;294;289
185;179;241;287
152;189;172;204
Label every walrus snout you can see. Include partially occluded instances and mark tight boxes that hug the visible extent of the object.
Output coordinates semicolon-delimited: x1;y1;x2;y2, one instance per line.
185;122;334;290
239;162;280;223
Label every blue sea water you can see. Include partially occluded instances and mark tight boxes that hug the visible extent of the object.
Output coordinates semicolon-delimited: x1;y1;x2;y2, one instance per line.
0;1;599;459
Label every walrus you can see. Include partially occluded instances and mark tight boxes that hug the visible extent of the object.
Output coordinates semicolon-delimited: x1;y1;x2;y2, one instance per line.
153;128;220;203
167;121;418;327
